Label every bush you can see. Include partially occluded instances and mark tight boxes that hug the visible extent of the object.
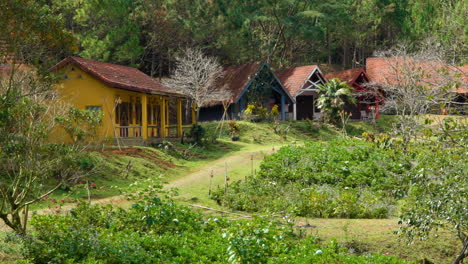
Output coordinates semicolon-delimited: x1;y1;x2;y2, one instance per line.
21;190;412;263
18;185;414;264
213;138;421;218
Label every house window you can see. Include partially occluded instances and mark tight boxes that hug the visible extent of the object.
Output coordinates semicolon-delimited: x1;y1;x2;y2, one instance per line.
85;106;102;111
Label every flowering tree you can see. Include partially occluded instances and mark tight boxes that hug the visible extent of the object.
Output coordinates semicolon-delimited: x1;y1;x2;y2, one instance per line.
164;47;232;122
373;40;463;148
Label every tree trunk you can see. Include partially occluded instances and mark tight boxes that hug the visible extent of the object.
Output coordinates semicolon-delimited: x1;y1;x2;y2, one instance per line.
196;106;200;124
452;240;467;264
1;212;26;235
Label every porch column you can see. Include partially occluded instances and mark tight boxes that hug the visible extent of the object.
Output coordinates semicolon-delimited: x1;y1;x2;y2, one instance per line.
160;97;166;138
281;94;286;121
293;101;297;121
177;98;183;137
142;94;148;140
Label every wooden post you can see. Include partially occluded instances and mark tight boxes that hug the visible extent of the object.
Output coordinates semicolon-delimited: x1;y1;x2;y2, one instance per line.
293;101;297;121
209;170;213;196
248;154;254;182
142;94;148;140
281;94;286;121
177;98;183;137
224;162;228;195
160;97;166;138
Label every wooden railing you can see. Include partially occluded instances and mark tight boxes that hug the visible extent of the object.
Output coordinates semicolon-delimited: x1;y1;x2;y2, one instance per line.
115;124;195;139
147;125;160;138
114;126;142;138
167;125;178;138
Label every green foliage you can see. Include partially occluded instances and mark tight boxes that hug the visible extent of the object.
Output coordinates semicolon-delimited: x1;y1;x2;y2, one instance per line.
243;104;280;122
397;143;467;263
21;191;411;264
213;137;467;220
55;107;103;144
0;0;76;68
228;120;240;139
0;70;97;234
317;78;356;124
188;124;206;144
224;217;293;264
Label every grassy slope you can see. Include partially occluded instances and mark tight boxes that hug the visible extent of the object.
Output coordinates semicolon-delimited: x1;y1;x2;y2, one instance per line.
0;116;459;263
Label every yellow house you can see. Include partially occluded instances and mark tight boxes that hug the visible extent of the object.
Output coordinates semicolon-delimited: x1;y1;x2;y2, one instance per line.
51;56;195;144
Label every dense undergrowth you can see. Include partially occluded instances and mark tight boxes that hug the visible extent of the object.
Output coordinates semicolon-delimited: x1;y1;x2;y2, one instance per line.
15;188;412;264
212;137;466;219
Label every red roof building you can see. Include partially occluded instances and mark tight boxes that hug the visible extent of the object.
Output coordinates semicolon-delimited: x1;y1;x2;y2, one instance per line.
366;57;467;114
366;57;467;94
51;56;181;96
199;62;294;121
325;68;382;120
277;65;327;120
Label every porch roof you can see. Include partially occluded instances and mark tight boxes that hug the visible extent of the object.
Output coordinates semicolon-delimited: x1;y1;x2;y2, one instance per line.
51;56;184;96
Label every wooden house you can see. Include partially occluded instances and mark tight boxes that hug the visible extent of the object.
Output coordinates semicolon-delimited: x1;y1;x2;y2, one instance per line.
277;65;327;120
199;62;294;121
51;56;195;144
325;68;382;120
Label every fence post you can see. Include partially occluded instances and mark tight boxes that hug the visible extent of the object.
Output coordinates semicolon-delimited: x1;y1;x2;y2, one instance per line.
224;162;228;195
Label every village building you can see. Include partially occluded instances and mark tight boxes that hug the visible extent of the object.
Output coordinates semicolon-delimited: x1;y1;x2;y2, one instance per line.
51;56;195;144
198;62;294;122
277;65;327;120
366;57;467;114
325;68;382;120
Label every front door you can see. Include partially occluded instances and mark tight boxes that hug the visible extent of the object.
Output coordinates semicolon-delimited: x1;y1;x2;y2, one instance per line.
296;95;315;120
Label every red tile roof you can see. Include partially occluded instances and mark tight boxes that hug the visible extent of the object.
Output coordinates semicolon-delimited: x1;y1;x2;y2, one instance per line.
51;56;182;96
277;65;318;97
366;57;467;93
325;68;367;85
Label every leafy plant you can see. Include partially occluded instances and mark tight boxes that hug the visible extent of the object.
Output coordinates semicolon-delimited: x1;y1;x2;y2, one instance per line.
228;120;240;140
317;78;356;124
55;107;103;144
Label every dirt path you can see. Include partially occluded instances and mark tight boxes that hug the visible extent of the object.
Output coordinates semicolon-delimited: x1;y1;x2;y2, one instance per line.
0;144;280;231
167;145;277;189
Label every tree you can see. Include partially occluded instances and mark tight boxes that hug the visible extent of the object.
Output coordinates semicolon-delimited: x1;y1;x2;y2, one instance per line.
0;0;76;68
0;0;92;235
398;143;467;264
0;67;96;234
47;0;144;65
373;40;462;149
316;78;356;124
164;47;232;122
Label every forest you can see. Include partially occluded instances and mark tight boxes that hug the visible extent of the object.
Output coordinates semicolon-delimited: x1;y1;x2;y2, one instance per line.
4;0;467;74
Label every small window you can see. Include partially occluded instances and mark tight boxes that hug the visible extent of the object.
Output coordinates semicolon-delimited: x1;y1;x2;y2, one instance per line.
85;106;102;111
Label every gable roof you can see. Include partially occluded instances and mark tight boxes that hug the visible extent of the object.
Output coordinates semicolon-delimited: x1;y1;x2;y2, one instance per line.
212;62;294;104
51;56;182;96
325;68;368;85
277;65;320;97
216;62;263;102
366;57;467;93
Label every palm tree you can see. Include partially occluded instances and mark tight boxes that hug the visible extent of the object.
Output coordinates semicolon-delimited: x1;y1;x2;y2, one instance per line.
316;78;356;124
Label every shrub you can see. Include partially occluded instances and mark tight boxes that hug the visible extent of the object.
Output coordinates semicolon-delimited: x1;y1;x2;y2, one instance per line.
21;198;411;264
215;137;465;220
